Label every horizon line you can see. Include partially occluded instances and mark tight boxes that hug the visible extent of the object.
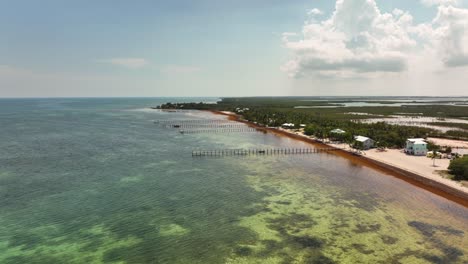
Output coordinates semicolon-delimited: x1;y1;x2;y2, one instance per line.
1;95;468;99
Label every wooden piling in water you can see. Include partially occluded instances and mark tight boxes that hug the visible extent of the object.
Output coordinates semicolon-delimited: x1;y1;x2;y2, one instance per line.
191;147;339;157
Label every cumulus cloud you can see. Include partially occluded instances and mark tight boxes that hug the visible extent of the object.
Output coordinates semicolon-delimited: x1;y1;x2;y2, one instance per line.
283;0;418;78
98;58;149;69
307;8;323;16
432;5;468;67
283;0;468;78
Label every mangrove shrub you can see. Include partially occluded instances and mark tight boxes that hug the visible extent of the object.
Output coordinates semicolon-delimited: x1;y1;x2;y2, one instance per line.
448;156;468;181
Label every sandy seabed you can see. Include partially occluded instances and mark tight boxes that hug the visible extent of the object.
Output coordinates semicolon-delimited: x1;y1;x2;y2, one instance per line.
211;110;468;207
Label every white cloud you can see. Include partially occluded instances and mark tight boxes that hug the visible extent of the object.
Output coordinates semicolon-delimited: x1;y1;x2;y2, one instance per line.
283;0;417;78
421;0;459;7
98;58;149;69
432;5;468;67
283;0;468;79
392;8;405;17
307;8;323;16
161;65;202;75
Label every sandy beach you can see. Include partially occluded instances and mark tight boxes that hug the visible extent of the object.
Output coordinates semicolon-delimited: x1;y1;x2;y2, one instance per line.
288;133;468;198
355;148;467;191
212;110;468;206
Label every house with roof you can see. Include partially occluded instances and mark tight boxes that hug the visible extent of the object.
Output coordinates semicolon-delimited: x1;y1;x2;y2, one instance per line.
281;123;295;129
354;136;374;150
405;138;428;156
330;129;347;142
331;128;346;134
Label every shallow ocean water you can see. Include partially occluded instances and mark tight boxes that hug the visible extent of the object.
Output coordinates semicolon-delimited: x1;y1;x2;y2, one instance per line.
0;98;467;263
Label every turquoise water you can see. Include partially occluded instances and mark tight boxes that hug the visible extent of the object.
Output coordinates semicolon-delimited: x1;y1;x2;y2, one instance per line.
0;98;467;263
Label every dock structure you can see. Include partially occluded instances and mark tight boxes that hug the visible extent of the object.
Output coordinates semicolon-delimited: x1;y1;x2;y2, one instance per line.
180;128;258;134
150;109;199;113
192;148;340;157
154;119;258;133
164;123;248;129
154;119;234;125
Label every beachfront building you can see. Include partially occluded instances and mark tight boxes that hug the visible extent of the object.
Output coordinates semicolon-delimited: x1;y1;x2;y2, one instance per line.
405;138;428;156
331;129;346;134
282;123;295;129
235;107;250;113
354;136;374;150
330;129;346;142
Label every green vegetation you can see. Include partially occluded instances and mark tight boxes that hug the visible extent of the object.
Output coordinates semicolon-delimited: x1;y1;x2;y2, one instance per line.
448;156;468;181
427;122;468;130
427;141;441;152
303;121;432;148
214;97;468;119
444;130;468;139
155;102;215;110
158;97;468;144
426;122;468;139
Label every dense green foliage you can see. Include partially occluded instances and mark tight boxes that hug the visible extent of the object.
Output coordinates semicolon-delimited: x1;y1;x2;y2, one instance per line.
156;102;215;110
160;97;468;119
303;121;432;147
444;130;468;140
424;122;468;140
426;141;441;152
448;156;468;181
427;122;468;130
215;97;468;119
157;97;468;145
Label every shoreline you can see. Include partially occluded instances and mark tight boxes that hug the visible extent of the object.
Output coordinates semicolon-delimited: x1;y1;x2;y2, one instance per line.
208;110;468;208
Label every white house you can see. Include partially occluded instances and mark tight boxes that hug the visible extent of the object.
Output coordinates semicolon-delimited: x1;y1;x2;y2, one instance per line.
330;129;346;142
235;107;250;113
281;123;295;128
405;138;428;156
354;136;374;150
330;129;346;134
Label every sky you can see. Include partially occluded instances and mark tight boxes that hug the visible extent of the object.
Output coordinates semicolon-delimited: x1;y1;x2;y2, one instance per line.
1;0;468;97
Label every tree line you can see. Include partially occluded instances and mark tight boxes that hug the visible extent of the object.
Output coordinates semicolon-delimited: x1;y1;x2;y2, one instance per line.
156;101;468;146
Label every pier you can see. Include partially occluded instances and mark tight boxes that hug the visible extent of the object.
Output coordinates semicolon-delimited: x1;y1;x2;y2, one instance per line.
192;147;340;157
180;128;258;134
154;119;234;125
154;119;259;134
165;123;248;129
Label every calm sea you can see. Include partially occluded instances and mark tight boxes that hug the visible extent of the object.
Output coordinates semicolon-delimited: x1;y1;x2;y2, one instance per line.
0;98;467;263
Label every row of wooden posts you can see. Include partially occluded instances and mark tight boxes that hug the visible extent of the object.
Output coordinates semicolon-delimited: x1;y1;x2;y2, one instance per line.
164;123;248;129
154;119;257;134
154;119;233;124
154;119;343;157
181;128;258;134
192;148;339;157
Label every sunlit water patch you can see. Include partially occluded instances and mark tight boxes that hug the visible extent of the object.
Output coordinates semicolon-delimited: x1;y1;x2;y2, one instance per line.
0;98;466;264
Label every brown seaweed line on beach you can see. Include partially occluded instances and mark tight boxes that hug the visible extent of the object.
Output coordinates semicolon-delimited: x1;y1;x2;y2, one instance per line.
207;110;468;208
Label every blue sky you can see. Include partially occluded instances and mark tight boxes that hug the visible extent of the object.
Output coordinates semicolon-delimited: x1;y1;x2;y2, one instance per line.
1;0;468;97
